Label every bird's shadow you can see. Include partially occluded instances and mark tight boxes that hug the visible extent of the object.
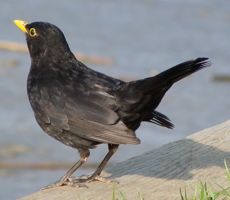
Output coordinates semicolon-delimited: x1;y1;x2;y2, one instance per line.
106;139;230;180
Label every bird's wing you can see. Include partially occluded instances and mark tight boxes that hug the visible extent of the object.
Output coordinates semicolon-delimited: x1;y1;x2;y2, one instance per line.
38;81;140;145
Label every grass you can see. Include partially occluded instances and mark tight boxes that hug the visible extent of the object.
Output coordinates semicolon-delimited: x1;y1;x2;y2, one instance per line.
111;160;230;200
180;160;230;200
112;184;144;200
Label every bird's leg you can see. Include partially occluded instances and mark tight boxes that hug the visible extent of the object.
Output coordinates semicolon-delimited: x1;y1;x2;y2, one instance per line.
77;144;119;183
58;149;90;184
42;149;90;189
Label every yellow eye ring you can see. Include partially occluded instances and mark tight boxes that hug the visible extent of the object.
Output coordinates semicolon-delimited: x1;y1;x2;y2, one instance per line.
29;28;37;37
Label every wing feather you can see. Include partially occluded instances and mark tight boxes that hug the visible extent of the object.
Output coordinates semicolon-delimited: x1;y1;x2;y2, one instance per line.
37;81;140;145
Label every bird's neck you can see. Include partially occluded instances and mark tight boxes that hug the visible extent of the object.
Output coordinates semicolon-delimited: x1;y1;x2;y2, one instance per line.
30;48;75;66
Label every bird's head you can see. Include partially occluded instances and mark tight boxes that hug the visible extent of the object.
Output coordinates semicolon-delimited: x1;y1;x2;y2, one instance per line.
14;20;72;60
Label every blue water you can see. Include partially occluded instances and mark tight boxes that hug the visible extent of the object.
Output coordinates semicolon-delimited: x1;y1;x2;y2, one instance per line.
0;0;230;199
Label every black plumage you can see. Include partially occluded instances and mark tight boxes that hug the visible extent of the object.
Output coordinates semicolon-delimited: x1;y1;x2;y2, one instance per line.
14;20;210;187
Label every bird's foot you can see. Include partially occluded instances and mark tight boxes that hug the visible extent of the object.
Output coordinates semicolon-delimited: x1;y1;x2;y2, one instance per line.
41;177;88;190
41;175;118;190
93;175;118;184
75;174;119;184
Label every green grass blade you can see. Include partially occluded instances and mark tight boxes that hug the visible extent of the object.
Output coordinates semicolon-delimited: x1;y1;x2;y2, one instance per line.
112;184;116;200
224;159;230;183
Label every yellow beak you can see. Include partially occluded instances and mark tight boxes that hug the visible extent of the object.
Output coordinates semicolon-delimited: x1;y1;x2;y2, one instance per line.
13;19;28;33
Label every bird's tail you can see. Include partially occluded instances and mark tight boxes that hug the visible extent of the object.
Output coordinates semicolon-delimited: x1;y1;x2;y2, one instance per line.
132;57;210;92
124;57;210;129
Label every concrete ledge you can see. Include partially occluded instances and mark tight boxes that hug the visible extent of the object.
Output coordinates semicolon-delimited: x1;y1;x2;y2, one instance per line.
20;120;230;200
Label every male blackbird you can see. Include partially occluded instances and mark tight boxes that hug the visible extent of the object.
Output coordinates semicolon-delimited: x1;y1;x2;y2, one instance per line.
14;20;210;187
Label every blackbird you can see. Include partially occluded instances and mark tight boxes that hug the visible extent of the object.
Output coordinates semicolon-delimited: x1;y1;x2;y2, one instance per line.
14;19;210;187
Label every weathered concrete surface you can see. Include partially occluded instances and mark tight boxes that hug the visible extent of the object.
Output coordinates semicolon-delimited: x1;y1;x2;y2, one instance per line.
20;120;230;200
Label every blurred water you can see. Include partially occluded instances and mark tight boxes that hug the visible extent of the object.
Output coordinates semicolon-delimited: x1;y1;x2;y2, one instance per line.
0;0;229;199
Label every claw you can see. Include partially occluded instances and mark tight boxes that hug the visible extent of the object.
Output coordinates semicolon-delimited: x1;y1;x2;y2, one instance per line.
41;177;88;190
41;174;118;190
76;175;119;184
93;175;118;184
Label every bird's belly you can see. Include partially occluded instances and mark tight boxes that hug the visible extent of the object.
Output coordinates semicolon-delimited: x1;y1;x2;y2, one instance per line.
34;111;99;150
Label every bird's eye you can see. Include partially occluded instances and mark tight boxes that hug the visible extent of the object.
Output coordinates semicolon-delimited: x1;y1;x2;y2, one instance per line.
29;28;37;37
